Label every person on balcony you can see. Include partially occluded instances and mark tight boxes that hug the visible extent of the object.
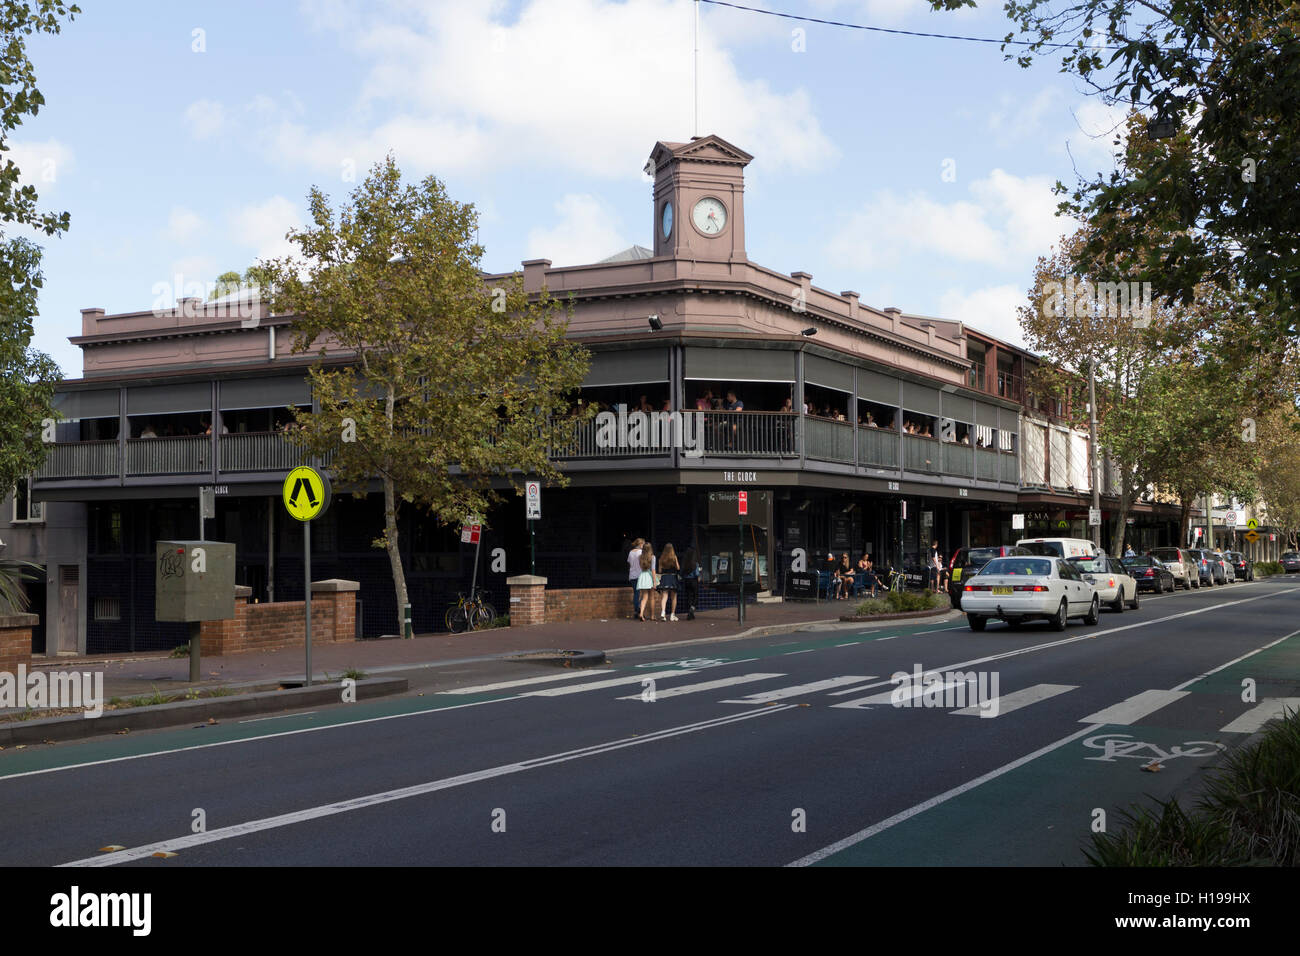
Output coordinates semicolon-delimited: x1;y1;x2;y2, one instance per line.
139;422;157;438
920;423;932;438
779;397;792;413
695;390;714;411
724;390;744;411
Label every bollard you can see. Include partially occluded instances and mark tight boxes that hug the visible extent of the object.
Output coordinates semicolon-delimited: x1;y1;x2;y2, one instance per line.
404;603;413;639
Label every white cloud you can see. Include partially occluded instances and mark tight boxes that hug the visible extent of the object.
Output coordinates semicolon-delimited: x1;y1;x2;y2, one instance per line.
1066;99;1132;175
164;256;221;298
825;168;1079;272
6;139;74;191
230;196;301;263
265;0;838;179
987;87;1063;143
939;284;1029;348
165;206;205;243
526;193;629;267
183;99;227;140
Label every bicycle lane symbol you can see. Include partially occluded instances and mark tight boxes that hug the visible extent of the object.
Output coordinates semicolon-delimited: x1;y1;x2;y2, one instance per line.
1082;733;1225;763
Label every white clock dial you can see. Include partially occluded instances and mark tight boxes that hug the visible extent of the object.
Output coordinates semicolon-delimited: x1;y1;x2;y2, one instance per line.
662;202;673;239
692;197;727;235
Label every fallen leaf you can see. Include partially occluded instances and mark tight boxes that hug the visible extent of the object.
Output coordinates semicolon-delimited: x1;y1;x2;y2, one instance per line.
99;845;126;852
116;728;130;735
151;851;178;859
207;717;217;724
1142;761;1163;773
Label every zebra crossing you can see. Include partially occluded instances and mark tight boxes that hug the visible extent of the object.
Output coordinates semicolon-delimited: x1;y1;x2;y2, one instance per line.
437;665;1299;732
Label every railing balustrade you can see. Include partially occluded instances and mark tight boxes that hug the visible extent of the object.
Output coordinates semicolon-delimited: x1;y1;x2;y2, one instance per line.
219;432;331;472
35;440;117;479
857;426;898;468
976;448;1000;481
805;417;853;463
126;436;208;475
904;435;942;474
941;442;973;477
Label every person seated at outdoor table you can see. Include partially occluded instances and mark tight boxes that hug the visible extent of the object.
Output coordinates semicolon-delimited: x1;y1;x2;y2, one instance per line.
834;553;855;599
661;398;672;412
960;433;970;445
834;410;847;422
695;390;713;411
724;390;744;411
139;422;158;438
861;554;879;597
920;424;932;438
780;397;793;413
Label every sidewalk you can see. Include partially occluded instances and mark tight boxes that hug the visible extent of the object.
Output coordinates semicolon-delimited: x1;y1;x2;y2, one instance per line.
26;599;950;702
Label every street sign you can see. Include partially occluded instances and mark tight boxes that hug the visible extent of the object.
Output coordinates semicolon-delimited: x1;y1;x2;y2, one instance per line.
1057;519;1068;529
1247;518;1259;530
461;522;482;544
1226;511;1237;528
525;480;541;519
1012;513;1025;530
1195;527;1203;539
282;466;331;522
738;491;748;516
1244;530;1260;543
1088;508;1101;527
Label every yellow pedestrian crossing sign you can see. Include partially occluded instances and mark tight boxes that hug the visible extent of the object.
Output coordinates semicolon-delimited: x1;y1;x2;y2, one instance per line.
1247;518;1259;530
282;466;331;522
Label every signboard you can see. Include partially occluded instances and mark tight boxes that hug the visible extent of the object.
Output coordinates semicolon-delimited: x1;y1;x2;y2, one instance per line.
784;519;804;548
1011;513;1025;531
785;570;817;601
525;480;541;520
1195;527;1203;539
461;522;482;545
282;466;331;522
1226;511;1237;528
1247;518;1259;530
1088;508;1101;527
831;516;850;550
738;491;748;516
199;486;216;521
1244;530;1260;543
1057;519;1069;529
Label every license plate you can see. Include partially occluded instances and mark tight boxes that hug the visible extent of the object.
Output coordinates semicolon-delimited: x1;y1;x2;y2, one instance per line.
951;568;962;581
992;586;1012;595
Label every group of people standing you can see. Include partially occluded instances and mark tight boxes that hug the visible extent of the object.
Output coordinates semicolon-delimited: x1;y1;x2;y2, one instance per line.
627;538;700;622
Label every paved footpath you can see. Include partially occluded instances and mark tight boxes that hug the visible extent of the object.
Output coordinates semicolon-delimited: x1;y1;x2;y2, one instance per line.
20;599;927;701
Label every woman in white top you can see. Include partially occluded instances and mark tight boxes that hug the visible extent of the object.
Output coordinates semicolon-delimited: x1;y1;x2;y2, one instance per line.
637;543;658;622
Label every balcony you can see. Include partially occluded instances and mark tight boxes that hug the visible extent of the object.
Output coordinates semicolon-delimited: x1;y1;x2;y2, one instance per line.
36;440;117;479
805;417;853;463
857;425;897;469
967;362;986;391
126;436;209;475
550;411;799;460
220;432;331;472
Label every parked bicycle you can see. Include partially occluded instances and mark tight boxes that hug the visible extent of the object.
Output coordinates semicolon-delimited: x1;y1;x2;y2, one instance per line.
445;587;497;633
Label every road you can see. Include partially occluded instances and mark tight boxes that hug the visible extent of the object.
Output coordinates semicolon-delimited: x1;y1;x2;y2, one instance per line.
4;576;1299;866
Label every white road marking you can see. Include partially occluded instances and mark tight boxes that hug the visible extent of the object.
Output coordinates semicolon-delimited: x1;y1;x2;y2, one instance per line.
239;711;318;723
61;705;798;867
950;683;1077;717
831;677;972;710
783;649;815;656
788;723;1104;866
835;642;860;647
521;670;698;697
1220;698;1300;734
438;671;608;694
1079;689;1189;726
1172;628;1300;691
720;675;876;704
615;673;785;700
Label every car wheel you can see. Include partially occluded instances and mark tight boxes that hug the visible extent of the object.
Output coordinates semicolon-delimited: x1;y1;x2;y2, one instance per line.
1084;594;1100;625
967;614;986;632
1051;599;1068;631
1111;588;1124;613
1128;586;1140;610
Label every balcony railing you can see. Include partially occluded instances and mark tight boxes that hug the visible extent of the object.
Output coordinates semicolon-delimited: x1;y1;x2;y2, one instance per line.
219;432;330;472
976;448;1000;481
126;436;209;475
996;371;1023;402
35;440;117;479
550;411;798;459
941;442;973;477
904;435;942;474
858;425;897;468
1001;451;1019;483
968;362;986;391
805;417;853;463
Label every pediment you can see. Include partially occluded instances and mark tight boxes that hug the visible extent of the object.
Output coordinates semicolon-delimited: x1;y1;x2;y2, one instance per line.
647;134;753;174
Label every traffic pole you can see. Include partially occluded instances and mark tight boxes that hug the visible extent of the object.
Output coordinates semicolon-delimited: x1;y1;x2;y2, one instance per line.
738;513;744;626
304;519;312;687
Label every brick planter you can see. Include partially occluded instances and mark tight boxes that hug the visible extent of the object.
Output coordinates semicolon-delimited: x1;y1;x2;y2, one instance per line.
506;575;547;626
200;579;360;654
0;612;36;673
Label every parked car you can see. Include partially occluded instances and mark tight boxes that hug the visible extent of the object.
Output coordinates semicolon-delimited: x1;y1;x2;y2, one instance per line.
963;555;1099;631
947;545;1032;609
1210;550;1235;583
1282;551;1300;573
1186;548;1226;585
1223;551;1254;581
1149;546;1199;590
1067;555;1139;612
1120;554;1178;593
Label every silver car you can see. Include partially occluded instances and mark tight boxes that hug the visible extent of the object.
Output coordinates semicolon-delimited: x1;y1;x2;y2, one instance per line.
1149;547;1198;590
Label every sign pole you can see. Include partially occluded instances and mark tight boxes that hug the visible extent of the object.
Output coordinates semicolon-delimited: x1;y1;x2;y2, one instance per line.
738;512;744;626
530;519;536;576
304;519;312;687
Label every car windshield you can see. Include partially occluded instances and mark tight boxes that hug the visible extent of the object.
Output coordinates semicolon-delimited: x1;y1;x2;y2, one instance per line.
981;557;1053;576
1121;556;1155;568
1151;549;1180;561
966;548;1001;566
1284;553;1300;560
1067;557;1106;573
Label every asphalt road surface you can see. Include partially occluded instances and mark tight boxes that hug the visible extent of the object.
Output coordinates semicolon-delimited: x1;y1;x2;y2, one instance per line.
4;576;1299;866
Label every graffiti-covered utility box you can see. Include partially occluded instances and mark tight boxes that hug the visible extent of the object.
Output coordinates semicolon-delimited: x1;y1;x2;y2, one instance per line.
155;541;236;622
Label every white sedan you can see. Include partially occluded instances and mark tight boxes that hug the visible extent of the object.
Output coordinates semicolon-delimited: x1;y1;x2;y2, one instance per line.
1066;555;1139;612
962;556;1099;631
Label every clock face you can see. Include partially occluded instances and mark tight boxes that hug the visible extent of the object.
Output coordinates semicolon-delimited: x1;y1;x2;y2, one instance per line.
692;197;727;235
661;202;673;239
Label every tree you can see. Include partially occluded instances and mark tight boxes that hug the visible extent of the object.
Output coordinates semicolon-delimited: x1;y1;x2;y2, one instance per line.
208;270;244;299
0;1;78;496
929;0;1300;343
1257;404;1300;549
251;156;591;633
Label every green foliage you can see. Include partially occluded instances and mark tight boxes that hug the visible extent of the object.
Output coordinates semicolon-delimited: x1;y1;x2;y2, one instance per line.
0;2;78;494
854;590;946;615
1087;705;1300;865
251;155;591;634
930;0;1300;342
0;557;39;613
1254;561;1284;577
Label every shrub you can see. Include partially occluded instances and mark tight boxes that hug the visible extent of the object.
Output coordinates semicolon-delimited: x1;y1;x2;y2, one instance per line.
853;590;947;616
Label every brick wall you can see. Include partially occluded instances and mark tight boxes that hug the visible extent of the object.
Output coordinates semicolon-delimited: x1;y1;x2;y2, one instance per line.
0;613;35;673
544;587;633;623
201;580;359;655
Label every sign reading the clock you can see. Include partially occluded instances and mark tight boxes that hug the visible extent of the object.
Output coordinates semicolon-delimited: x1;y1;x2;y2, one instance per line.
692;197;727;234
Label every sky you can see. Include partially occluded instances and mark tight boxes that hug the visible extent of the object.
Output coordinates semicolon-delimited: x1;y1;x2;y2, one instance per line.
11;0;1132;377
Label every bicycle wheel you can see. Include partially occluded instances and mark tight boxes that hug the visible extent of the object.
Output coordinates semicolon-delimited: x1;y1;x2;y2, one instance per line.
472;603;494;630
444;606;457;631
448;606;469;634
478;601;497;623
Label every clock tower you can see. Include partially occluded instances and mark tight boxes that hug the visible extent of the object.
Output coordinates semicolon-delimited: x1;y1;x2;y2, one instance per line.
646;135;752;261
